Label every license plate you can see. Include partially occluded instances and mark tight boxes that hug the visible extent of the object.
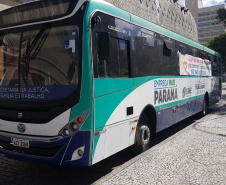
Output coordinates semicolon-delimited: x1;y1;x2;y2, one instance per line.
12;138;30;148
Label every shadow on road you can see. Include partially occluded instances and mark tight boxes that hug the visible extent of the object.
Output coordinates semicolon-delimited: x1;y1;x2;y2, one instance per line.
207;94;226;117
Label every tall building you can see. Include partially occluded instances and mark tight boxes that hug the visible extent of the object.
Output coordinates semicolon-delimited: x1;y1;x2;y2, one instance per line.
186;0;226;46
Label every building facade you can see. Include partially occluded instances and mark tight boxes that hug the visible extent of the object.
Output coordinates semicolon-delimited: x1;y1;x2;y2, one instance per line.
186;0;226;46
105;0;198;42
0;0;199;42
0;0;22;11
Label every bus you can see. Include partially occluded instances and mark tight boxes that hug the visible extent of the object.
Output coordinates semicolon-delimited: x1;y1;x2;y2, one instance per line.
0;0;222;166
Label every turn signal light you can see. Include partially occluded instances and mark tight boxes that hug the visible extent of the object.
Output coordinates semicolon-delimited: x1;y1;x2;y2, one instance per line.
77;117;83;123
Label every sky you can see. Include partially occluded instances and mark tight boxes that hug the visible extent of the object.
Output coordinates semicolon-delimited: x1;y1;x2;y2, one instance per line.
180;0;225;7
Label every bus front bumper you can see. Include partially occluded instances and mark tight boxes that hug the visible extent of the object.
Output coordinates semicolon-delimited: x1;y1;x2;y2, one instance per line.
0;130;91;166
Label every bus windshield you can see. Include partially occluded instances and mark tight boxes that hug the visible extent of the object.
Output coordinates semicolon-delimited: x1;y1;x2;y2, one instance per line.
0;25;80;101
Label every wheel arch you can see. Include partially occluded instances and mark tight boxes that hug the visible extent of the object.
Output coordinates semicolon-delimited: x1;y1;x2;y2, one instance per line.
138;104;157;134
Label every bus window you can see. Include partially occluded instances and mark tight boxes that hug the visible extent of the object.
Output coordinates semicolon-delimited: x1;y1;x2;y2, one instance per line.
141;32;155;47
163;38;174;56
208;55;213;62
201;52;205;59
192;48;198;57
0;43;3;80
103;37;129;78
218;57;222;76
204;53;209;60
118;39;129;77
179;45;186;54
212;56;219;76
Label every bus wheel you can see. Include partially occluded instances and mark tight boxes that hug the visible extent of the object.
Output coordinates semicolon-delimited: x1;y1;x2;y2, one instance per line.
200;98;207;117
135;114;151;153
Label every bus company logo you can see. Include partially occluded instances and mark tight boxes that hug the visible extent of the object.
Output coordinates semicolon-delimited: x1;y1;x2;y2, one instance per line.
17;124;26;133
182;87;192;98
154;79;178;105
154;79;176;88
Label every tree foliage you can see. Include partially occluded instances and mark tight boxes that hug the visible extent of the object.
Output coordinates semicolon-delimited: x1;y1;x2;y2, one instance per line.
217;8;226;21
217;8;226;27
208;33;226;73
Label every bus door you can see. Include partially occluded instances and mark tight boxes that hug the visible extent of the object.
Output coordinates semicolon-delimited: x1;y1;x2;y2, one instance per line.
91;12;133;163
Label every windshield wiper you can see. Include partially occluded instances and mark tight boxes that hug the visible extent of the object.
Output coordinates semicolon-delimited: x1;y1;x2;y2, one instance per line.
22;37;30;81
22;25;49;79
29;25;49;59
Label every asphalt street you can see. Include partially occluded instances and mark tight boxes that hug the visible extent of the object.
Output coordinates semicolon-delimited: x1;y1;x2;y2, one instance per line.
0;84;225;185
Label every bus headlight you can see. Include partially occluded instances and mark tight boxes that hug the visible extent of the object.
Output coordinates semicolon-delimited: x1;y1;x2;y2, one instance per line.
70;122;79;132
63;129;70;137
59;110;89;137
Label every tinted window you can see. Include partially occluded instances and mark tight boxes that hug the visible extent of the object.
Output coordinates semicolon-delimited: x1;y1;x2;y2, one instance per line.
179;45;186;54
103;37;129;78
141;32;155;47
201;52;205;59
0;25;80;101
192;48;198;57
91;12;131;78
131;28;178;77
218;57;222;76
163;38;175;57
212;56;219;76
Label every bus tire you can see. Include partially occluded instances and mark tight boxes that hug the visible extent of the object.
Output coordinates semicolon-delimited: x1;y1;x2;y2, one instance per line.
135;114;151;153
200;98;207;117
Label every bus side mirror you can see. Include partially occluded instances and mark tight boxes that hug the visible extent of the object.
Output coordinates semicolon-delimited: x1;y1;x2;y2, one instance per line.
99;32;110;61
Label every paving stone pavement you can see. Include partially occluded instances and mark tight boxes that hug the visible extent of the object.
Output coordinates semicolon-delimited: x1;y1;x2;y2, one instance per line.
103;85;226;185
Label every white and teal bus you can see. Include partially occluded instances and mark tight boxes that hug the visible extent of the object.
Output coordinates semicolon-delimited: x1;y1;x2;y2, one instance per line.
0;0;222;166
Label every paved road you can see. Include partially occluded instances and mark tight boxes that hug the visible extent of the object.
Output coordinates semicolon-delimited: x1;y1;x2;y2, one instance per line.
0;84;225;185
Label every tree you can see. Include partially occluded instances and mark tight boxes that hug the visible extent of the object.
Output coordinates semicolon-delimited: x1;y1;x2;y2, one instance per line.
217;8;226;26
218;8;226;21
217;0;226;27
208;33;226;73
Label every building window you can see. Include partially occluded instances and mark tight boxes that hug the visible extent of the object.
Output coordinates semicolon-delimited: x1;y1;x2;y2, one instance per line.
198;18;210;22
198;23;210;27
198;13;210;17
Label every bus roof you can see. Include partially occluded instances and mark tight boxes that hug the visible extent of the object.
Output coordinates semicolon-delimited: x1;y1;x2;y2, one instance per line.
88;0;221;57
